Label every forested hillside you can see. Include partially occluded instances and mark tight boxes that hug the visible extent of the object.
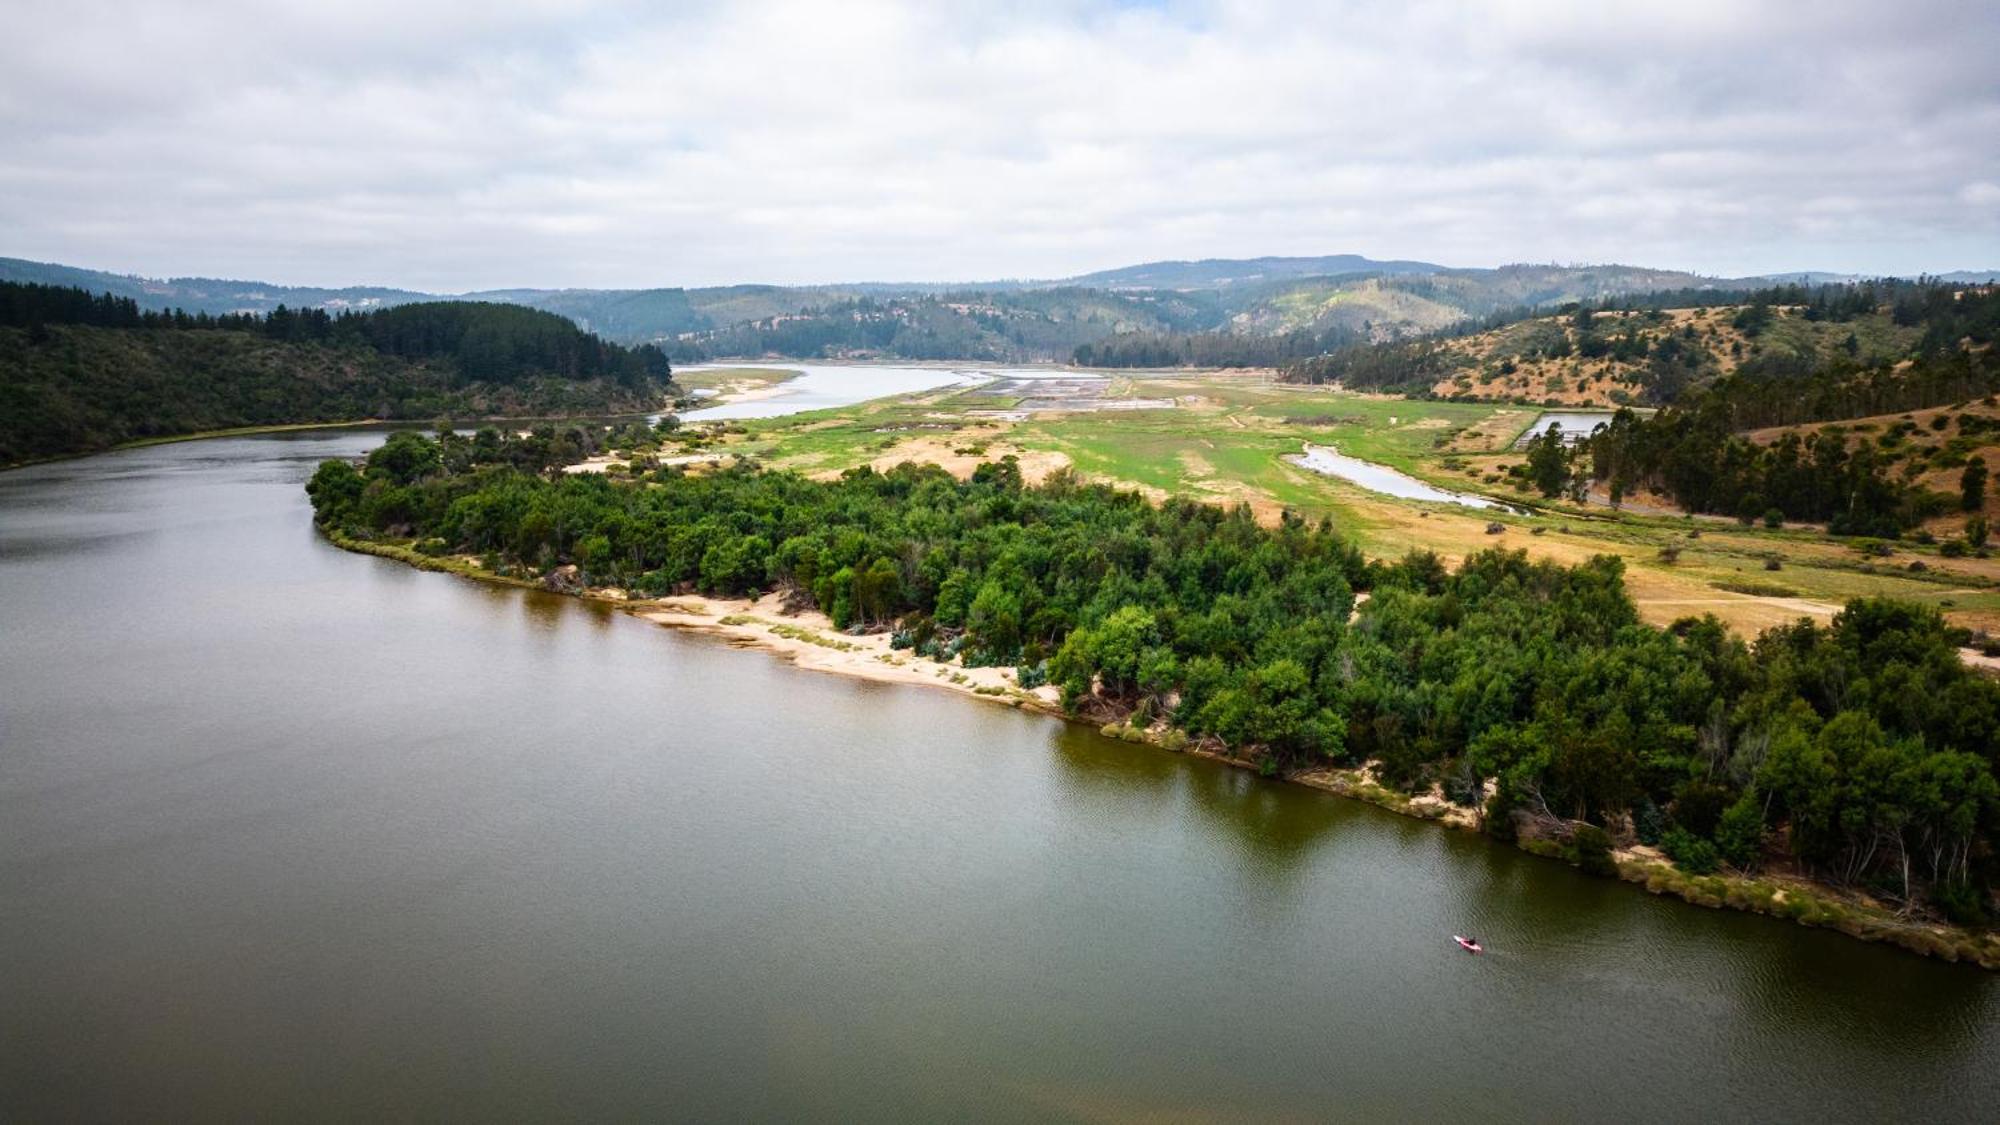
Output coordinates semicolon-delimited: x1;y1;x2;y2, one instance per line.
1281;281;2000;534
1573;286;2000;532
5;253;1755;361
1287;279;1998;405
309;435;2000;926
0;283;678;463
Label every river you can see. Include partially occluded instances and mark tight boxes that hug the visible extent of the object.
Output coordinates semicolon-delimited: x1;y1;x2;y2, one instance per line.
3;432;1997;1120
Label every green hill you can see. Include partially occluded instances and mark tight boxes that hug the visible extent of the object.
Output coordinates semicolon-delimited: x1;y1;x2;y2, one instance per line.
0;283;679;464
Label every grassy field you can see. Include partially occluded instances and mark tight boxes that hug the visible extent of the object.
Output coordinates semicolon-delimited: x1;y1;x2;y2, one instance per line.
645;369;2000;641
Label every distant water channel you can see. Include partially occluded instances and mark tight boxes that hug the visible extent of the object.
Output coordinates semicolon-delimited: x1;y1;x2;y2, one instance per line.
676;363;1104;421
1291;443;1507;509
3;434;1998;1118
1514;410;1620;447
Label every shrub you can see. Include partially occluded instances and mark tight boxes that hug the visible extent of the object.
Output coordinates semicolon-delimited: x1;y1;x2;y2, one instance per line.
1763;508;1785;528
1715;794;1765;870
1484;790;1520;842
1764;556;1783;570
1934;880;1990;927
1941;539;1968;558
1572;824;1618;877
1661;827;1721;875
1633;797;1665;846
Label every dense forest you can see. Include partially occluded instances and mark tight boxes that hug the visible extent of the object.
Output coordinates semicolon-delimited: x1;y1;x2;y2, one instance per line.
0;282;678;463
309;435;2000;923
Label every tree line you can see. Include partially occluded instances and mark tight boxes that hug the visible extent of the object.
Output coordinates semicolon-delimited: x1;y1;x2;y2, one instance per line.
308;437;2000;923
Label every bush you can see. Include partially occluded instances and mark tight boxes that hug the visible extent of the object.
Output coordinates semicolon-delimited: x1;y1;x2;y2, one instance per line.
1661;827;1721;875
1764;556;1783;570
1941;539;1968;558
1572;824;1618;877
1633;797;1665;845
1715;794;1765;870
1934;880;1991;926
1763;508;1784;528
1015;660;1048;689
1484;789;1520;842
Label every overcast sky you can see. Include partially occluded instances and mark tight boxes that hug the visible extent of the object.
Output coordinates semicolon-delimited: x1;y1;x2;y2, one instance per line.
3;0;1997;291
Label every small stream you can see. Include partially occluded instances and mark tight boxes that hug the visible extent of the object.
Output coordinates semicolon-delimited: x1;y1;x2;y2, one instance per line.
1290;443;1507;509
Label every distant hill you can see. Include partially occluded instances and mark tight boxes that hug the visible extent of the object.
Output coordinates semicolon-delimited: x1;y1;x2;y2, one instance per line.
472;286;709;340
5;252;1986;364
0;281;678;463
1286;277;2000;416
0;257;435;316
1065;254;1444;290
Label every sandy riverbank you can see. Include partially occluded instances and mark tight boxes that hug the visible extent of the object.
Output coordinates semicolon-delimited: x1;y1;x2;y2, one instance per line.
627;590;1064;712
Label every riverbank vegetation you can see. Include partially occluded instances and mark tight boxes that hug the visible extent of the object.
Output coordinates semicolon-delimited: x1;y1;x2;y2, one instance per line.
308;430;2000;935
0;281;680;464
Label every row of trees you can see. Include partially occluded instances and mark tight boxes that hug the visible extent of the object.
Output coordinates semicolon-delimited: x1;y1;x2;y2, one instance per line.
1580;408;1951;533
308;441;2000;921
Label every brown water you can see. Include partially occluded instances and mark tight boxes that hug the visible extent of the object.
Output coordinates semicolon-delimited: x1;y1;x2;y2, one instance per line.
2;432;1996;1120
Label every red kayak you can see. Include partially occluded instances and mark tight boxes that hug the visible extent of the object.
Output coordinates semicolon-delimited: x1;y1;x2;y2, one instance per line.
1453;935;1483;954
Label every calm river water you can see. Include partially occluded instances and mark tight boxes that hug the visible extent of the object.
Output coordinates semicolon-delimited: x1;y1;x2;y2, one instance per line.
3;433;1997;1120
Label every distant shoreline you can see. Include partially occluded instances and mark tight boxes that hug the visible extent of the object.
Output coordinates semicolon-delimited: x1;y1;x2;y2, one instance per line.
0;408;674;474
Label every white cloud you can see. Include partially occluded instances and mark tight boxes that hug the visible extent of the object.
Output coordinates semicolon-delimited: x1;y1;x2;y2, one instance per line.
1;0;1996;289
